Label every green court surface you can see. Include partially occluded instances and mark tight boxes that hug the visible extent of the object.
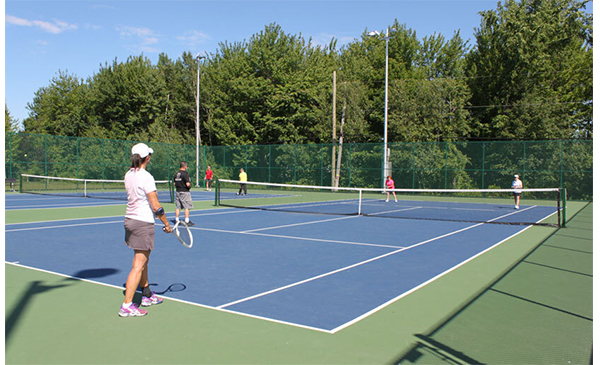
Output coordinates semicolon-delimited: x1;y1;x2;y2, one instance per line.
5;200;592;364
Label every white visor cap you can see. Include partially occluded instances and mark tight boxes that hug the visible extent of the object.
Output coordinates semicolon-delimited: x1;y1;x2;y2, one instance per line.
132;143;154;158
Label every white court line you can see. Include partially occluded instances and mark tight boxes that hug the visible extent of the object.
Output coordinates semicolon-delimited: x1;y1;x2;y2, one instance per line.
5;220;124;232
329;224;534;333
4;207;253;226
5;196;88;201
5;261;333;334
216;206;539;310
217;222;484;309
5;201;125;210
361;201;499;212
188;226;401;249
241;215;358;233
6;205;556;334
6;209;386;249
331;206;557;333
367;206;423;216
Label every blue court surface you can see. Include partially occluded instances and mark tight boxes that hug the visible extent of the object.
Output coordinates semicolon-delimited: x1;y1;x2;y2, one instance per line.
5;190;286;210
5;194;559;333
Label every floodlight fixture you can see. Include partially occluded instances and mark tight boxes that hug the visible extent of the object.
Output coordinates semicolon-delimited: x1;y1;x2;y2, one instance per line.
367;27;396;187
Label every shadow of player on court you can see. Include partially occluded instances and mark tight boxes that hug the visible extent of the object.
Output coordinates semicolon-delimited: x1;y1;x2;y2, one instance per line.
5;268;119;347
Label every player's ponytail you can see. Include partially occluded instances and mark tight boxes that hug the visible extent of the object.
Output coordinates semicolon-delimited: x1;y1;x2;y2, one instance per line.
131;154;144;169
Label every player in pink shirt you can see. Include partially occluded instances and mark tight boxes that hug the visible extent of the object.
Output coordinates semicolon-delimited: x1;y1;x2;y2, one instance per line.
385;175;397;203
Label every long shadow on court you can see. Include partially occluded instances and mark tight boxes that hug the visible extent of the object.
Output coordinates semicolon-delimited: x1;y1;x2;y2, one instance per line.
5;268;119;347
392;203;593;365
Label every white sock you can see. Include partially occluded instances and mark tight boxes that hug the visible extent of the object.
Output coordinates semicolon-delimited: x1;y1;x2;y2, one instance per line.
185;218;189;223
122;302;132;308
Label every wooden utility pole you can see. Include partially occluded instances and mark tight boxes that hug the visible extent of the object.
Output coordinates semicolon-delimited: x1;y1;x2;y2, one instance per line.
335;82;346;188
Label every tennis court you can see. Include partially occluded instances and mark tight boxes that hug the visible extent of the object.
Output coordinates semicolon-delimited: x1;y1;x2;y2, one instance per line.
5;186;592;363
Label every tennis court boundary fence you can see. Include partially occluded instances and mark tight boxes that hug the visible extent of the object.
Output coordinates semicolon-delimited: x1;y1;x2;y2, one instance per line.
4;133;593;201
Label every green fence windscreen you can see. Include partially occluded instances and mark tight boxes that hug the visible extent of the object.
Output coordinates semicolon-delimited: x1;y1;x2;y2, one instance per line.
5;133;593;200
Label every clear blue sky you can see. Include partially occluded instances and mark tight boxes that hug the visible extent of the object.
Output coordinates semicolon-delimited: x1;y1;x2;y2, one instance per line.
6;0;509;125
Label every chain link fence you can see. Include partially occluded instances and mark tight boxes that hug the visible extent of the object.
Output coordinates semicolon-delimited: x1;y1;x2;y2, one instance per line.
5;133;593;200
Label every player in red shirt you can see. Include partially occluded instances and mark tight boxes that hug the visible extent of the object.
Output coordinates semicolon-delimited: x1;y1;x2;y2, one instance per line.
205;166;214;191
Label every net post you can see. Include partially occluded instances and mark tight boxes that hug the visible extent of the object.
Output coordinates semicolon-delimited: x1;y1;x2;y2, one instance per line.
561;188;567;228
358;189;362;215
19;174;22;193
84;179;88;198
169;180;175;204
214;178;220;206
557;189;561;228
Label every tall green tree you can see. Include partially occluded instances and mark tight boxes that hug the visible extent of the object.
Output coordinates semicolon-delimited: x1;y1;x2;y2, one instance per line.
202;24;337;145
156;52;198;145
5;105;19;133
23;70;90;136
339;21;471;143
466;0;593;139
88;55;170;141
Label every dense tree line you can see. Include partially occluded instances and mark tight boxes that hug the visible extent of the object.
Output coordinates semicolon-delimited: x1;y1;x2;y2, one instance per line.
11;0;593;145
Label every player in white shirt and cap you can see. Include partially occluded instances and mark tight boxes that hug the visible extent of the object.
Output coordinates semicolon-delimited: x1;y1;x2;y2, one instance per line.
512;174;523;209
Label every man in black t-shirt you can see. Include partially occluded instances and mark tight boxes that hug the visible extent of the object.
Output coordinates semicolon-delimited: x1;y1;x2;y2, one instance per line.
173;162;194;226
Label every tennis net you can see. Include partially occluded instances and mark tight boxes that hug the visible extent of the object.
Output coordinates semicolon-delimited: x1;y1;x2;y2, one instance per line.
216;179;565;227
20;174;174;203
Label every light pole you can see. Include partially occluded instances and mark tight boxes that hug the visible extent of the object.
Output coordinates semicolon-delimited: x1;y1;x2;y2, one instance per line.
368;28;395;187
195;53;205;187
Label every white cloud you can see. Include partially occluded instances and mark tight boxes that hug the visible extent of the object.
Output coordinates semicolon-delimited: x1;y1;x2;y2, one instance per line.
117;26;160;45
6;14;77;34
117;25;162;53
177;30;211;47
84;23;102;31
310;33;357;49
6;15;31;27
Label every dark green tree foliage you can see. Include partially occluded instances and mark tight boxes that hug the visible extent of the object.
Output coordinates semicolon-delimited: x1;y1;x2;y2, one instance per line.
5;105;19;133
466;0;592;139
337;21;471;143
14;1;592;145
156;52;199;145
23;70;90;136
89;55;169;141
203;24;336;145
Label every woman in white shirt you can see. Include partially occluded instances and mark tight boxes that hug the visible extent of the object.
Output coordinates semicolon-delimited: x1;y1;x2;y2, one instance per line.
119;143;172;317
512;174;523;209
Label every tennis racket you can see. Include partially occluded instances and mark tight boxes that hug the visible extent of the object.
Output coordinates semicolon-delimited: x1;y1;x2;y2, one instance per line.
163;221;194;248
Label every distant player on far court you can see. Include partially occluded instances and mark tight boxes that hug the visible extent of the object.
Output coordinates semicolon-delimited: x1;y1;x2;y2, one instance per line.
385;175;397;203
512;174;523;209
205;166;213;191
173;162;194;226
237;168;248;196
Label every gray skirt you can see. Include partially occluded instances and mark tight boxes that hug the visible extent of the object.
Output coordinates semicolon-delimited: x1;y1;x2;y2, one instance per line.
124;218;155;251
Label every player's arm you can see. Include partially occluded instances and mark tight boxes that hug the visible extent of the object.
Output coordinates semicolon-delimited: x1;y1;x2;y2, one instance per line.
185;172;191;188
148;191;172;233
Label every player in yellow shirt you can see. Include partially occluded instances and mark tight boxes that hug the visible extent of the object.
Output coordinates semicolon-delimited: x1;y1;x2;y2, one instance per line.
237;168;248;196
